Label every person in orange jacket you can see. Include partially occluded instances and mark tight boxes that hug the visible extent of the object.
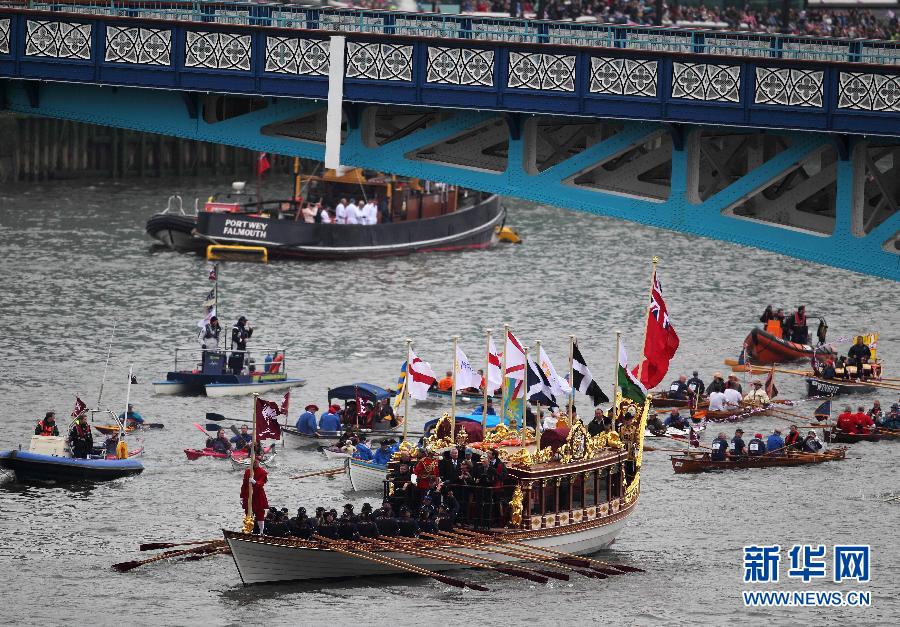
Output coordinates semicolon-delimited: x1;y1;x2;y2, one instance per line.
436;370;453;392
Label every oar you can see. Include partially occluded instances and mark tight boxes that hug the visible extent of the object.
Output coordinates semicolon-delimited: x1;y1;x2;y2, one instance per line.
420;531;580;581
289;466;345;480
145;423;165;429
359;535;550;584
113;542;223;572
193;422;212;437
140;539;220;551
206;412;252;423
454;528;643;573
182;547;230;561
312;535;488;591
437;529;604;578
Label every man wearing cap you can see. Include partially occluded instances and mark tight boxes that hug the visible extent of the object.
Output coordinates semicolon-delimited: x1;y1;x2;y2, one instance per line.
319;404;342;432
295;404;320;435
728;428;747;458
687;371;706;397
766;428;785;456
118;403;144;427
743;380;770;405
707;372;726;394
747;432;767;456
198;315;221;350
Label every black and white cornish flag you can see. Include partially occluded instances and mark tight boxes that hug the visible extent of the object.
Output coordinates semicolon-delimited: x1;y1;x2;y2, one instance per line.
572;342;610;406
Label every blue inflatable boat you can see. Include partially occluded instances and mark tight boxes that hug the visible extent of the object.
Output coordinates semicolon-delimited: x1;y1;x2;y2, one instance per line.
0;450;144;482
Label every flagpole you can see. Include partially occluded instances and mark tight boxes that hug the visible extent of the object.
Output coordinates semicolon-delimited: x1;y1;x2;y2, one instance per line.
521;345;528;454
245;393;258;532
567;334;575;423
122;364;133;441
482;329;492;431
535;340;542;452
500;323;509;426
451;335;459;439
612;331;621;428
636;256;659;383
403;338;411;443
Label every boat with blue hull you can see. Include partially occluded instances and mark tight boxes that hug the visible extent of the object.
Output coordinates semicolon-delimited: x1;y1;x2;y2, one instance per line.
153;347;306;397
0;433;144;483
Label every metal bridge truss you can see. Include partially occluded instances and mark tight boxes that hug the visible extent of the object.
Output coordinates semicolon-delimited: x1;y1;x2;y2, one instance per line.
3;80;897;279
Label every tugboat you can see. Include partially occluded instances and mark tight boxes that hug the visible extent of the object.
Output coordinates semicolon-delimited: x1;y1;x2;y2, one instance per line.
191;169;505;260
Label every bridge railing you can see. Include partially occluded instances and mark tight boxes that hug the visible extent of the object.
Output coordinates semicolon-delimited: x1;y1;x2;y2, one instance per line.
4;0;900;65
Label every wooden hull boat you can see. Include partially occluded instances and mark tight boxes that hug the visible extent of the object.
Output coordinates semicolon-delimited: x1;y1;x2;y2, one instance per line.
823;429;887;444
347;458;387;492
704;404;771;422
670;448;846;473
806;377;877;397
223;498;636;585
230;452;277;471
0;449;144;482
744;327;835;365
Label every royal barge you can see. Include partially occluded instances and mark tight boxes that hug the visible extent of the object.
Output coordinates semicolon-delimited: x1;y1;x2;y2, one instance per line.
225;401;650;585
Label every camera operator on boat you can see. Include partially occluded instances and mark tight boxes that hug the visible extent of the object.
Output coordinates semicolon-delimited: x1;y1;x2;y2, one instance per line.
229;316;253;374
198;315;222;350
69;413;93;459
35;411;59;436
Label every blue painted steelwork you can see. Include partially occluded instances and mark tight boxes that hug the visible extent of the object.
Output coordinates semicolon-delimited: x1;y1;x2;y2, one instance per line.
1;6;900;134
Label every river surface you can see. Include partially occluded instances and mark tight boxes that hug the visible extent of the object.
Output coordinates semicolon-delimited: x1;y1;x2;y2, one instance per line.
0;176;898;626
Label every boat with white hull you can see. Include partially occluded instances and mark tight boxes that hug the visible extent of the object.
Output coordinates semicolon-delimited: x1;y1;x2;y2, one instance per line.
347;458;387;492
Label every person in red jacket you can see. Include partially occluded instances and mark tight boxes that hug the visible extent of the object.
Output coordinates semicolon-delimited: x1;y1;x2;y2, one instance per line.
240;459;269;534
853;405;875;434
836;406;858;434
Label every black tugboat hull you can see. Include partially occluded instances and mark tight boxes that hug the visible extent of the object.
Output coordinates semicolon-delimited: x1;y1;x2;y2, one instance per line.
196;195;504;259
146;213;204;252
805;377;877;397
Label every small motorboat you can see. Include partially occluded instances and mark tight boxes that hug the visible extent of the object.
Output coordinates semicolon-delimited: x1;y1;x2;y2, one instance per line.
0;435;143;483
154;347;306;397
744;327;835;364
670;448;846;473
806;377;877;397
281;383;402;448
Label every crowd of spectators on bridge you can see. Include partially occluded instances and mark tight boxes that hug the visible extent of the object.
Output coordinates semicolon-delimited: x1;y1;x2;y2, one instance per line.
345;0;900;40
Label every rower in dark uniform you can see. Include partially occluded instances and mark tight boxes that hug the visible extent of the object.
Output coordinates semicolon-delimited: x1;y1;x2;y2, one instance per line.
686;371;705;397
747;433;767;457
728;428;746;458
229;316;253;374
69;413;93;458
357;504;380;538
847;336;871;373
667;375;690;400
711;432;728;461
397;507;419;537
316;511;339;539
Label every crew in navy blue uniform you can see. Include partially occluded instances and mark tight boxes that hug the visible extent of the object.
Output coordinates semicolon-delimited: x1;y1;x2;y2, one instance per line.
229;316;253;373
847;336;872;372
747;433;767;456
667;375;690;400
729;428;746;458
686;371;706;397
711;432;729;461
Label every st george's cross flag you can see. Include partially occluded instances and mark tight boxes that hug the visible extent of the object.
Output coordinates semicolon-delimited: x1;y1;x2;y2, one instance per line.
539;345;571;400
572;342;609;406
255;396;282;441
455;345;483;391
634;270;680;390
505;330;527;380
486;336;503;393
407;348;437;400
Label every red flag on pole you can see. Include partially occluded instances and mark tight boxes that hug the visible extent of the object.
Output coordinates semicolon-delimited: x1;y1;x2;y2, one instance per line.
255;397;282;441
71;396;87;419
256;152;271;176
764;369;778;399
634;270;680;389
279;390;290;416
208;265;217;282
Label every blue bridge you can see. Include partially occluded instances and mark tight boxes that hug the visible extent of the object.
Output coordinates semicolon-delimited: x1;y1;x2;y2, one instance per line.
1;2;899;280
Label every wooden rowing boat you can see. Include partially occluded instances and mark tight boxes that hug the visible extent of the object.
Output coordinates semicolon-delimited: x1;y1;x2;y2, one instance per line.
806;377;877;397
822;428;893;444
670;448;846;473
744;327;835;364
704;404;771;422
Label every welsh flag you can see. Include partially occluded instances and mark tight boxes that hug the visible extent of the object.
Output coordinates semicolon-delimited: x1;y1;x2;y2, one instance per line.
634;270;679;389
618;341;647;406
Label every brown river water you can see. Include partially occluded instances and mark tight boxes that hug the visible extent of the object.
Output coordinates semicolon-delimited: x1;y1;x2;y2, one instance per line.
0;175;898;625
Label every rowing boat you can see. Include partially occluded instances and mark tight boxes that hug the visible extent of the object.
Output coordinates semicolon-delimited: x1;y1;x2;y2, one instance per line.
230;451;277;471
703;404;771;422
347;457;387;492
822;429;888;444
744;327;835;364
805;377;877;397
670;448;846;473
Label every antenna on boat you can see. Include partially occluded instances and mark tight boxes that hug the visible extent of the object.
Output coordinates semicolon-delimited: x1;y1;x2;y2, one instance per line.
97;320;118;409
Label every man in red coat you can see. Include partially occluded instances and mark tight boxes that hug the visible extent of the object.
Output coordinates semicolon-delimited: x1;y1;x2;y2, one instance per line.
836;406;857;434
240;459;269;534
853;405;875;434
